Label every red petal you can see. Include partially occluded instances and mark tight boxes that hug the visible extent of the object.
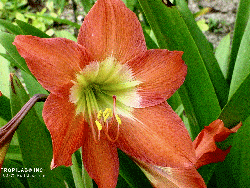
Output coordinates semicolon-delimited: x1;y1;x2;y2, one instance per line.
195;147;231;169
13;35;92;97
82;125;119;188
43;94;86;168
116;102;196;168
193;119;242;168
135;158;206;188
77;0;147;62
128;50;187;107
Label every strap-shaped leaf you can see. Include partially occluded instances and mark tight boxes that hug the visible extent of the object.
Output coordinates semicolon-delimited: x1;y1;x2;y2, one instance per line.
138;0;221;135
9;74;65;188
0;32;30;73
15;20;50;38
227;0;250;83
175;0;229;107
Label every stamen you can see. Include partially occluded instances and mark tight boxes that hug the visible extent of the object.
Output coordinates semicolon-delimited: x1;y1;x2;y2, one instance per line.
95;120;103;130
86;89;98;142
97;110;103;120
115;114;121;125
113;95;117;114
103;95;121;142
103;108;112;122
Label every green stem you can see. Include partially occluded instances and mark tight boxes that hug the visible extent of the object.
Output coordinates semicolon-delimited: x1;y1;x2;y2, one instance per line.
81;149;93;188
71;153;85;188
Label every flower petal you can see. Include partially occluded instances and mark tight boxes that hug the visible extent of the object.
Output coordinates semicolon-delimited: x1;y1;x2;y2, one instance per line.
193;119;242;169
116;102;196;168
82;126;119;188
135;158;206;188
13;35;92;96
77;0;147;62
43;94;86;168
128;50;187;107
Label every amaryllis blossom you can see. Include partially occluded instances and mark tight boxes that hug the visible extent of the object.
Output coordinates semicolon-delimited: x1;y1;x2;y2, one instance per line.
135;119;242;188
13;0;196;187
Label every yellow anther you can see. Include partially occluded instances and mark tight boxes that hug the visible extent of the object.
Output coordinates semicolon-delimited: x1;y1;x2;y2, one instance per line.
115;114;121;125
104;114;110;122
103;108;113;122
103;108;109;117
95;120;103;130
97;110;103;120
108;108;112;116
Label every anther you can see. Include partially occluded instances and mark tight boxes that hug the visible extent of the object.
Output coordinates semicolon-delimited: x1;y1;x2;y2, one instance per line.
97;110;103;119
115;114;121;125
95;120;103;130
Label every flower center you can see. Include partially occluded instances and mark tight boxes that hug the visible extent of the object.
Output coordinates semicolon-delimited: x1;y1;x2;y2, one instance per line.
69;56;141;141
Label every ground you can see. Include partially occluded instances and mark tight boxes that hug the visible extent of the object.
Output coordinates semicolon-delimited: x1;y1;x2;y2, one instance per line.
188;0;239;48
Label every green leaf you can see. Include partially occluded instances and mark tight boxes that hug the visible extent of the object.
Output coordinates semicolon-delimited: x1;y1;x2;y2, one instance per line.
0;159;26;188
0;32;30;73
143;28;159;49
228;15;250;100
21;70;48;123
0;95;11;123
79;0;95;14
0;46;11;122
0;53;17;66
224;115;250;187
214;115;250;188
138;0;221;134
227;0;250;84
0;19;23;35
219;73;250;128
175;0;229;107
5;144;22;161
215;33;231;79
118;150;152;188
116;175;131;188
15;20;50;38
55;30;77;41
35;14;81;29
122;0;137;11
9;74;65;188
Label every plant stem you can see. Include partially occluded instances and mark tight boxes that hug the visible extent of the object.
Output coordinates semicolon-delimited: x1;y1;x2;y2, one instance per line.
0;94;48;147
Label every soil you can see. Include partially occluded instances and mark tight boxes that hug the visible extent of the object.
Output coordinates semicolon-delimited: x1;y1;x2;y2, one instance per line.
188;0;239;49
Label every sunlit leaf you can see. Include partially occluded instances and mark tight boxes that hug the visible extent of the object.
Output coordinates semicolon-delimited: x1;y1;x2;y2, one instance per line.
215;33;231;79
228;15;250;100
15;20;50;38
227;0;250;83
0;32;30;73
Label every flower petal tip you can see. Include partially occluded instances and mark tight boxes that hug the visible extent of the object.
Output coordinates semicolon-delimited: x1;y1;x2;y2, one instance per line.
193;119;242;169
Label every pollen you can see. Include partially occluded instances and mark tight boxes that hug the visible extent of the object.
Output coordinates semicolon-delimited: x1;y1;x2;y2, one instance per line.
95;120;103;130
103;108;112;122
115;114;121;125
97;110;103;120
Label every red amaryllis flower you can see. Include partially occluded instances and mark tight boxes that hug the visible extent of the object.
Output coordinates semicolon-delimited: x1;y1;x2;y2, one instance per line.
134;119;242;188
13;0;196;187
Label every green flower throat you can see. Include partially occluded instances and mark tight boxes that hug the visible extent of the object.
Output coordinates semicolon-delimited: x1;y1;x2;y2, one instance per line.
69;56;141;140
